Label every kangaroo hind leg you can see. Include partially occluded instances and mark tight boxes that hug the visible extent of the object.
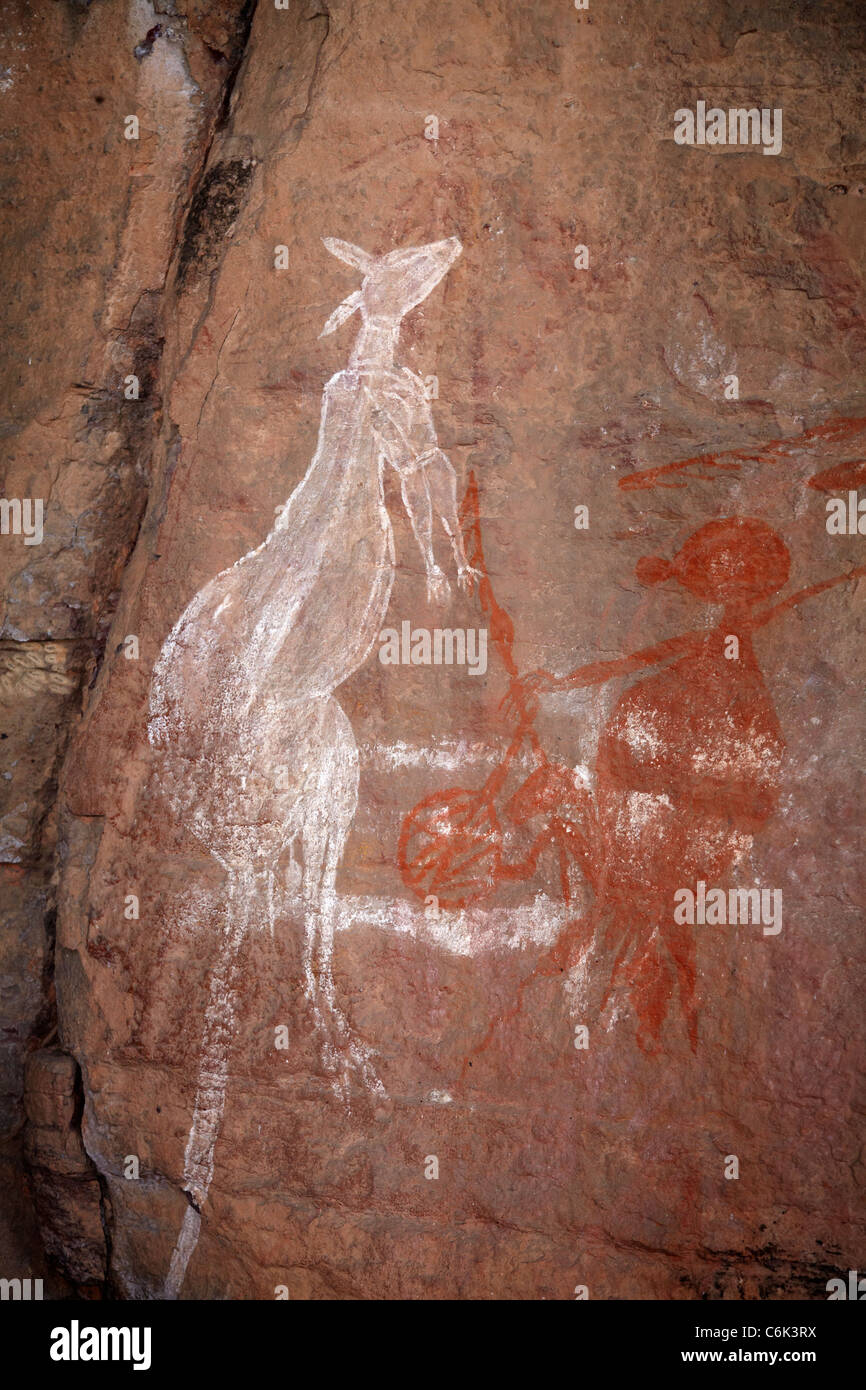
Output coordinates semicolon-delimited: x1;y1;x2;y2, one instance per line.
302;822;384;1099
298;698;384;1098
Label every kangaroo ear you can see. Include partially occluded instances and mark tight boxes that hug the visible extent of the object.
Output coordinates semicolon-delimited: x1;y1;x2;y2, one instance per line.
322;237;376;274
319;289;363;338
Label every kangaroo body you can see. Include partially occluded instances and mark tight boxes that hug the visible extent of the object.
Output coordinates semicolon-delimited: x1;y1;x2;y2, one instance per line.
150;369;391;876
150;235;473;1297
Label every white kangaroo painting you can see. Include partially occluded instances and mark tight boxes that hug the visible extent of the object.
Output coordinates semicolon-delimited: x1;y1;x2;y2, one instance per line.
148;234;476;1297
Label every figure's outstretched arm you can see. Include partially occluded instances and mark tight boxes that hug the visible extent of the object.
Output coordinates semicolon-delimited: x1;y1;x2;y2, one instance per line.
752;561;866;630
539;628;702;691
504;629;703;720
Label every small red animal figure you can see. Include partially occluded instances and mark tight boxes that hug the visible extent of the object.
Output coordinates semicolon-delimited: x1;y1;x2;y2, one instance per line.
398;475;597;913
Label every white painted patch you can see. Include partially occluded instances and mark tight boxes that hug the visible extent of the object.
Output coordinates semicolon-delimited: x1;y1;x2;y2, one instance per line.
365;738;505;772
572;763;594;791
690;726;783;780
624;790;673;833
164;1206;201;1301
333;891;568;956
623;708;664;760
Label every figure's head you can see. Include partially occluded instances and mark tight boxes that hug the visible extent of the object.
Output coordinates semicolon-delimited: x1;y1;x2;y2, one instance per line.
320;236;462;336
636;517;790;605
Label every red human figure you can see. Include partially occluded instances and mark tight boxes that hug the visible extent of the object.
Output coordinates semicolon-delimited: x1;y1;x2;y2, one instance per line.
507;518;866;1053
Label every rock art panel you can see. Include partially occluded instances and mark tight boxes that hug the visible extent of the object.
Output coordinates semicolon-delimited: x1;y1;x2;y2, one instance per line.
0;0;860;1304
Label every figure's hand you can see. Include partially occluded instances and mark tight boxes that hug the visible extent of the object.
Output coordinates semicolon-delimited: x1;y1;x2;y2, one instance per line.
501;669;555;722
426;565;451;604
523;669;558;701
457;564;482;596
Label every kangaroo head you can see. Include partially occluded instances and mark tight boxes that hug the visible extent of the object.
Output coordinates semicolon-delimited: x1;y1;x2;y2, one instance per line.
320;236;462;336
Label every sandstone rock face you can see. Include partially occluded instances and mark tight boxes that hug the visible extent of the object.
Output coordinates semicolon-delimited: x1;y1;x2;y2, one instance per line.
23;1049;106;1287
2;0;864;1298
0;0;253;1285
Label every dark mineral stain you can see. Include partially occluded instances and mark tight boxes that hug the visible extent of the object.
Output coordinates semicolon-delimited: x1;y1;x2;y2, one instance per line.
177;159;255;288
134;25;166;62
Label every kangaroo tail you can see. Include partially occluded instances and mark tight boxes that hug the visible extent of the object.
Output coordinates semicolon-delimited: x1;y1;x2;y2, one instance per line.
163;869;252;1298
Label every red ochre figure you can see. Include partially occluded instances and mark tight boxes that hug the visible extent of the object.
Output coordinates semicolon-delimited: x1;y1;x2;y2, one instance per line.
398;473;866;1065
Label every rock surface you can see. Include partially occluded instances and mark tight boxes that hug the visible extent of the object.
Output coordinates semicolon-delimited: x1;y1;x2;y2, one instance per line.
0;0;254;1288
23;1049;106;1287
2;0;864;1298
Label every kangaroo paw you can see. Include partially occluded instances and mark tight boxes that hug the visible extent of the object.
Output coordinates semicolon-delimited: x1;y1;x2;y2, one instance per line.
426;565;451;604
